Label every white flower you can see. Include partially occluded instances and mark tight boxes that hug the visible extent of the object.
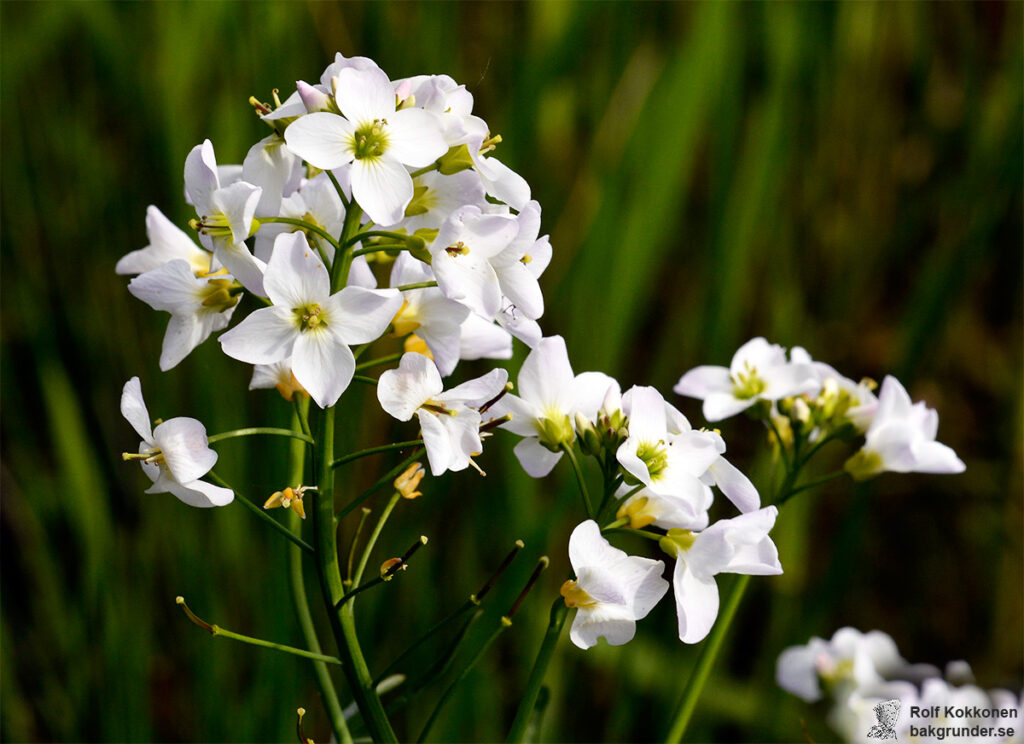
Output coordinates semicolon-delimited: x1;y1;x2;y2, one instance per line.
284;66;448;225
464;115;531;209
388;253;469;376
674;337;819;421
184;140;266;295
666;507;782;643
249;361;308;401
380;169;485;234
120;377;233;508
127;259;239;370
776;627;909;703
376;352;507;475
219;232;401;408
617;386;760;515
561;520;669;649
844;376;965;480
242;134;302;218
429;204;520;320
790;347;878;433
253;173;345;263
488;200;551;321
116;205;212;276
491;336;615;477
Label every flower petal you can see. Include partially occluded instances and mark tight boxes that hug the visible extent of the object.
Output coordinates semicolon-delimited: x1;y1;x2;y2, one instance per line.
152;417;217;484
329;287;403;345
334;66;395;126
166;479;235;508
264;232;330;308
350;157;413;226
674;561;720;644
121;377;153;443
386;108;448;168
292;327;356;408
513;437;562;478
219;306;297;365
284;112;356;171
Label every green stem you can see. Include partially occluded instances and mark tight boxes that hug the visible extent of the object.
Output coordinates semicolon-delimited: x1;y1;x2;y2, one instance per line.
356;353;403;371
664;575;751;744
764;417;792;471
326;169;350;210
285;402;350;744
293;398;313;439
352;374;378;387
505;598;568;743
395;281;438;292
176;597;342;666
419;618;511;743
331;205;363;292
409;163;439;179
352;243;408;260
778;470;847;503
349;492;401;596
608;526;663;543
313;407;398;743
332;440;424;469
259;216;341;253
560;443;594;519
208;470;314;554
336;449;424;520
207;427;313;445
342;230;415;249
601;517;629;532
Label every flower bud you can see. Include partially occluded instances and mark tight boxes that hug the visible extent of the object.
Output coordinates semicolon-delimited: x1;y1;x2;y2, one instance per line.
437;144;474;175
536;412;575;452
574;413;602;456
297;80;331;113
380;557;404;580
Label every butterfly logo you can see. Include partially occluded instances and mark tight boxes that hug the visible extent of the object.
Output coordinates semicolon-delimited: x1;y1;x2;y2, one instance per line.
867;699;901;740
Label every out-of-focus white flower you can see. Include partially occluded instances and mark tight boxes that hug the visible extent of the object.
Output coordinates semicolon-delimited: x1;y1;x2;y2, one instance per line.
776;627;910;703
377;352;507;475
120;377;232;508
561;520;669;649
844;376;965;480
249;360;308;402
674;337;818;421
664;507;782;643
491;336;615;477
219;232;400;408
790;346;878;433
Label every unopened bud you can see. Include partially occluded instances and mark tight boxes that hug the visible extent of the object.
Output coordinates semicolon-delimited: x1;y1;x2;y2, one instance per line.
536;412;575;452
574;413;602;456
297;80;330;113
437;144;474;175
394;462;425;499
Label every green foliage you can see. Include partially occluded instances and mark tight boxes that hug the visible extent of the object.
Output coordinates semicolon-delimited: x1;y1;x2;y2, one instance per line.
2;2;1020;742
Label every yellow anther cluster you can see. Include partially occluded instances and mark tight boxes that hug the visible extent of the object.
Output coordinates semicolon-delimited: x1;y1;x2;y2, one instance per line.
560;579;598;609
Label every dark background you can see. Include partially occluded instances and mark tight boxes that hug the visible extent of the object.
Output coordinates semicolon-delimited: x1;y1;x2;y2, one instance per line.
2;2;1021;742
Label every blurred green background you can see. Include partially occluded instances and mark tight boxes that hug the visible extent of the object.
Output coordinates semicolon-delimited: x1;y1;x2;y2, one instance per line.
2;2;1021;742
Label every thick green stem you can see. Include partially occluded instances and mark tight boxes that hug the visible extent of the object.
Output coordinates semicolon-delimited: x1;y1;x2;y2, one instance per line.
505;598;568;743
286;402;350;744
207;427;313;445
663;575;751;744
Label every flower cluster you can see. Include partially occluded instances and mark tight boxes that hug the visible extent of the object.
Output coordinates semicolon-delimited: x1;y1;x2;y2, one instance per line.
777;628;1021;743
675;337;965;480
